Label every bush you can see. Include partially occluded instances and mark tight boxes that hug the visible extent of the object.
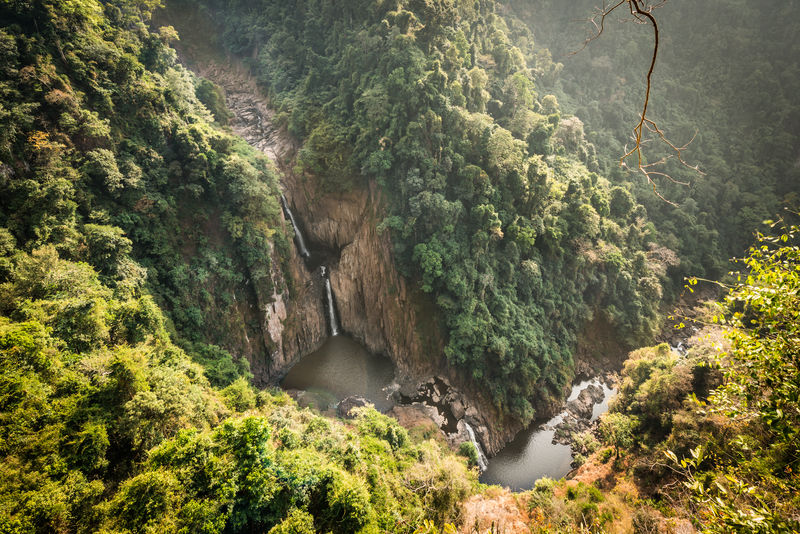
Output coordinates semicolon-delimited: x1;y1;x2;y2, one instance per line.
632;507;660;534
268;508;315;534
458;441;479;467
572;431;600;455
221;377;257;412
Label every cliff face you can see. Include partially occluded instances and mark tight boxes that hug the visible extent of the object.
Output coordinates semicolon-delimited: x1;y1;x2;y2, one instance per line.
164;53;327;385
162;11;582;456
172;50;443;387
282;171;443;380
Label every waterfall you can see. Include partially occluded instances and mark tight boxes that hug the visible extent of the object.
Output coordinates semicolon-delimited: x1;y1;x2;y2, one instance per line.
280;194;310;258
321;266;340;336
670;341;687;356
464;422;489;471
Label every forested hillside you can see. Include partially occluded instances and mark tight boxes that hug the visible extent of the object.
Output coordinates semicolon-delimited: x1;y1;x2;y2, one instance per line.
0;249;475;531
511;0;800;282
2;0;800;531
567;219;800;532
0;0;291;387
196;0;676;423
0;2;476;531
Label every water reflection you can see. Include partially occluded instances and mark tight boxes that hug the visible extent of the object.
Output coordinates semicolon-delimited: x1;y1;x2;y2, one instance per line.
480;379;615;490
479;413;574;490
281;335;395;412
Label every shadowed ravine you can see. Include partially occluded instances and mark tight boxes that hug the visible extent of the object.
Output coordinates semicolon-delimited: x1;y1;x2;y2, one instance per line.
162;8;618;483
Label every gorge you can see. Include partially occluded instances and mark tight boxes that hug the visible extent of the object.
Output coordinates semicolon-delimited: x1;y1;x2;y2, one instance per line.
3;0;799;531
159;4;630;482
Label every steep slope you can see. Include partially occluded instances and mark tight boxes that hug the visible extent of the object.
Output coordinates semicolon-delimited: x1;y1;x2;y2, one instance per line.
0;246;476;533
0;0;332;388
158;4;446;386
191;0;673;437
511;0;800;282
0;2;478;531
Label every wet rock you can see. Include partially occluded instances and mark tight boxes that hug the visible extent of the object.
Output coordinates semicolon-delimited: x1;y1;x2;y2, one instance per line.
553;382;613;447
566;384;604;420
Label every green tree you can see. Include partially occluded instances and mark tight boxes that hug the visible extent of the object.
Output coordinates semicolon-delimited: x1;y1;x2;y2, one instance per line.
675;218;800;532
599;412;637;460
268;508;315;534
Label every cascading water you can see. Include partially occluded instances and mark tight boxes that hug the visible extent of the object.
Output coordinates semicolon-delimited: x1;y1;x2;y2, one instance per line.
321;266;340;336
280;194;310;258
671;341;687;356
464;422;489;471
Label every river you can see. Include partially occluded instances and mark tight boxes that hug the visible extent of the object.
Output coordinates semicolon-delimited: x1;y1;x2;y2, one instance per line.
284;334;615;491
280;335;396;412
479;378;616;490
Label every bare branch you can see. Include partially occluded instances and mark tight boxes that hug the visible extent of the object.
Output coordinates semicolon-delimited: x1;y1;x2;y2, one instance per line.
570;0;627;56
575;1;701;204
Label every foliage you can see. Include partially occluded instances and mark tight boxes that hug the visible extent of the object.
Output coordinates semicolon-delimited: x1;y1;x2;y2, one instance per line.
615;343;695;441
572;431;599;457
458;441;479;468
0;247;226;533
513;0;800;286
606;220;800;531
598;412;637;460
0;3;481;532
0;245;477;532
526;479;617;533
681;218;800;532
0;0;286;385
197;0;669;424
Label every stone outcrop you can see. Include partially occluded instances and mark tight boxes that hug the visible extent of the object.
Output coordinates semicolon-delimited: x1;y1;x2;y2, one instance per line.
566;384;605;421
337;396;371;419
554;381;613;446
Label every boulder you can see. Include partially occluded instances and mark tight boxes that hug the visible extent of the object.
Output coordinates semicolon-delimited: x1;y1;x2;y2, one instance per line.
337;396;371;419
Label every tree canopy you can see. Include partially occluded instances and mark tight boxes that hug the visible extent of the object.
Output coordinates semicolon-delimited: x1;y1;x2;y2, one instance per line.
198;0;671;423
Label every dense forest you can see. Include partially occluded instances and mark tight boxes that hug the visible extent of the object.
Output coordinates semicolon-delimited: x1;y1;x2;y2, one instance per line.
513;0;800;281
0;0;295;388
197;0;675;423
1;0;799;532
0;1;474;531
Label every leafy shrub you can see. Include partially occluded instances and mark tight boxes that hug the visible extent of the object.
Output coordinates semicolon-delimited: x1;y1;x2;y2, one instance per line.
458;441;479;467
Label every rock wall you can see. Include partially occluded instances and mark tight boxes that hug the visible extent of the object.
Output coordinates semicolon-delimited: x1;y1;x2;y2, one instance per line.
282;171;443;380
164;49;328;385
171;46;443;387
162;10;594;456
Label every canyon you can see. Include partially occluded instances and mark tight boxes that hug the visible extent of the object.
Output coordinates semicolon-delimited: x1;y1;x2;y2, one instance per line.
171;44;525;453
163;10;631;458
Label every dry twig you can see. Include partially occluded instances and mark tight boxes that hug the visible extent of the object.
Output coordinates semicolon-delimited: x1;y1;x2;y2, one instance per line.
576;1;702;205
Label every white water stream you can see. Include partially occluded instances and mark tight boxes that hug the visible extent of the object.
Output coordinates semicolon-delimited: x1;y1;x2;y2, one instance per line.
280;194;310;258
321;266;340;336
